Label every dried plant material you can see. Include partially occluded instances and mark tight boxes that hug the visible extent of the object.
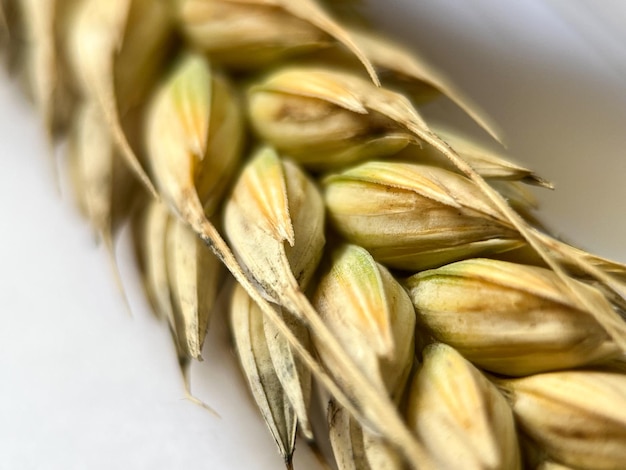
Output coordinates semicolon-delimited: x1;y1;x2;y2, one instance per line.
408;125;552;188
67;0;174;196
407;343;522;470
360;429;405;470
313;245;415;470
246;65;433;150
489;180;540;212
250;69;626;349
246;66;618;341
144;54;426;463
328;400;404;470
224;146;325;296
536;462;576;470
249;65;626;350
394;127;547;213
130;199;219;415
19;0;59;137
178;0;330;68
230;284;312;466
178;0;378;83
225;147;323;442
132;199;175;326
67;100;134;245
531;230;626;282
146;53;243;222
347;29;501;142
313;244;415;395
263;309;313;440
0;0;23;65
324;161;524;271
165;213;222;360
225;149;430;465
327;402;371;470
497;370;626;469
406;258;620;376
248;66;413;170
131;198;222;361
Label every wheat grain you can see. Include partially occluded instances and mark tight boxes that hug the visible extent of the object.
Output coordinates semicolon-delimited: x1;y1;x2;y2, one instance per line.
407;343;522;470
497;370;626;469
405;258;620;376
313;244;415;469
323;161;525;270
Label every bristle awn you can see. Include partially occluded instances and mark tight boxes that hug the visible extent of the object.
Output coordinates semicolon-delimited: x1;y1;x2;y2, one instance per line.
269;0;379;85
348;29;502;142
67;0;173;198
182;376;220;416
417;129;626;351
172;353;220;417
66;100;135;313
532;229;626;289
415;124;552;188
132;198;218;415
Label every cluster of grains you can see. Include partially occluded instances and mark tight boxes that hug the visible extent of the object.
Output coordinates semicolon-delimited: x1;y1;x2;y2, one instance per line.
3;1;626;468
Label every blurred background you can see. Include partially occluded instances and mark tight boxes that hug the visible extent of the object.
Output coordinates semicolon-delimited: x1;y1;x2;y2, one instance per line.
0;1;624;469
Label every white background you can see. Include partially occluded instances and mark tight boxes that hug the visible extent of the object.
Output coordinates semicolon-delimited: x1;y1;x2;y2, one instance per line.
1;1;625;469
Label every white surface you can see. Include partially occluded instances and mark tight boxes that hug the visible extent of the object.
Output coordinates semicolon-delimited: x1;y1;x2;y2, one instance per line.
1;2;625;469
